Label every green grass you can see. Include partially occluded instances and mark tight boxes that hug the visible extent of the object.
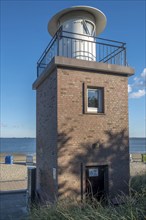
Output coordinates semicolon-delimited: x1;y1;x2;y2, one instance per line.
29;175;146;220
142;154;146;163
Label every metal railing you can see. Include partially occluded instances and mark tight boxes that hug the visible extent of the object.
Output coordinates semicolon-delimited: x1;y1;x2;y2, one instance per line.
37;28;127;77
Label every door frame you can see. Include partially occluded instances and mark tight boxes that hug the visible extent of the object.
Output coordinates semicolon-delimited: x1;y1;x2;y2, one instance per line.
80;163;109;201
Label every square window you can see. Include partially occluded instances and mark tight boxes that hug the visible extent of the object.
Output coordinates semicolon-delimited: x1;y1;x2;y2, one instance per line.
87;87;104;113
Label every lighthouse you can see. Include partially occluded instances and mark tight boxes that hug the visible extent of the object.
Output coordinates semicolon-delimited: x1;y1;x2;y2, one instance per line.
33;6;134;203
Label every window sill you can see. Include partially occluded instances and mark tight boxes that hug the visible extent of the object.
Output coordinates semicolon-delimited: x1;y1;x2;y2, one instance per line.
84;111;105;115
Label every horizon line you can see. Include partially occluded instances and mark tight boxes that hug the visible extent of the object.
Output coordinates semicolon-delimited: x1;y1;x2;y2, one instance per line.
0;136;146;139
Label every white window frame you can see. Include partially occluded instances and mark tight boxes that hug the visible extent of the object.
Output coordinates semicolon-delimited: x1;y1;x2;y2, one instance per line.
87;88;103;113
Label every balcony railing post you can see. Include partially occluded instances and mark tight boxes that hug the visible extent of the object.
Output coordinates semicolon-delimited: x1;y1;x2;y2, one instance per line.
56;32;59;56
37;63;39;77
124;47;127;66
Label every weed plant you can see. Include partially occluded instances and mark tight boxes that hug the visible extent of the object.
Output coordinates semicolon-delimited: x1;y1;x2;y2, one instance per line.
29;174;146;220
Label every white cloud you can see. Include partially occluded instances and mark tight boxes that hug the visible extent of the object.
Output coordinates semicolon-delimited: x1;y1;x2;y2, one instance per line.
141;68;146;78
134;77;138;81
129;89;146;99
12;124;20;128
128;84;132;93
0;122;8;128
0;123;21;129
132;68;146;89
128;68;146;99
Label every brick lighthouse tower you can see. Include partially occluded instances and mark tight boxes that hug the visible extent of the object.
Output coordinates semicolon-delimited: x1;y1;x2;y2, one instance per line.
33;6;134;203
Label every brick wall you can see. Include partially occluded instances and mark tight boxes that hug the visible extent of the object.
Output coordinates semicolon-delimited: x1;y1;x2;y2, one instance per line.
57;67;130;200
36;69;58;202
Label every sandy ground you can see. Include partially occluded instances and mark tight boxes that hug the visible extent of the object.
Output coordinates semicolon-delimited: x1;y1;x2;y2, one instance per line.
130;162;146;176
0;160;145;192
0;163;28;191
0;154;36;191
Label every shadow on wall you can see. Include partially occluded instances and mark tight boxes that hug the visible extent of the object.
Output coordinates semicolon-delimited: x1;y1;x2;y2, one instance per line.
57;128;129;199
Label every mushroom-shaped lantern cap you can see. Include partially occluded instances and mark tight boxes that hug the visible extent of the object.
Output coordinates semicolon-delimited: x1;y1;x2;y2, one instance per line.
48;6;107;36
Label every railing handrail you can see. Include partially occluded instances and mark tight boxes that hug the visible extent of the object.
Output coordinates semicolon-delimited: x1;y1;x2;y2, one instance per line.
37;34;58;64
60;34;125;49
60;29;126;45
99;46;125;62
37;29;127;77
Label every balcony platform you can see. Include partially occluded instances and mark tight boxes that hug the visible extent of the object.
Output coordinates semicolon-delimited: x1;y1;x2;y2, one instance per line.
33;56;134;89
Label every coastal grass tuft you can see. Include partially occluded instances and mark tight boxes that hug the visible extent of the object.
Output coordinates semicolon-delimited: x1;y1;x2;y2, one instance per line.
142;154;146;163
29;174;146;220
130;174;146;195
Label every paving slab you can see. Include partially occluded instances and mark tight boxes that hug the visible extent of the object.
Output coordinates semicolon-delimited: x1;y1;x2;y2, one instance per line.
0;191;28;220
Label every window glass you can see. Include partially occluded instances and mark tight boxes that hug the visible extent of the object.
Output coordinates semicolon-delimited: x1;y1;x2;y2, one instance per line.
88;89;98;108
87;87;103;113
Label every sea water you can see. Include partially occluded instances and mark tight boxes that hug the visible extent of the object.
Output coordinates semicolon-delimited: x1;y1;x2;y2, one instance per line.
129;138;146;153
0;137;146;154
0;138;36;154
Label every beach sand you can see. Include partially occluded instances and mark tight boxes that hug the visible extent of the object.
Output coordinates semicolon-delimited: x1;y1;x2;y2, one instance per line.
130;161;146;176
0;163;27;191
0;154;36;192
0;154;145;192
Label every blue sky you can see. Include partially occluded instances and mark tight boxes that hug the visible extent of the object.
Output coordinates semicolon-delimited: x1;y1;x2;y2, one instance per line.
1;0;145;138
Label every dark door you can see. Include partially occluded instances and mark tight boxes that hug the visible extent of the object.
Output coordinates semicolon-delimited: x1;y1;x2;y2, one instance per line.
85;165;108;201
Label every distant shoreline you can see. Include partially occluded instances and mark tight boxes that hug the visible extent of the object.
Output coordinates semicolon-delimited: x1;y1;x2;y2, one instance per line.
0;137;145;154
0;152;145;164
0;137;146;139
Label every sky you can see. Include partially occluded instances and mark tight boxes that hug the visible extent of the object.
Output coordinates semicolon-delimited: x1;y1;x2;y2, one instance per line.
0;0;145;138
